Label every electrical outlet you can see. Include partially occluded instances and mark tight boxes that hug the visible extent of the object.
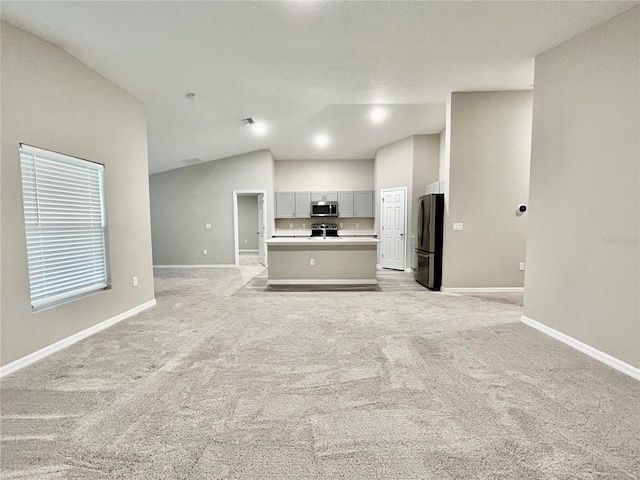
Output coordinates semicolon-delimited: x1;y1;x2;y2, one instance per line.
355;223;360;228
519;262;525;271
203;249;207;255
132;276;138;287
302;223;306;228
340;222;344;228
452;223;463;231
309;258;315;266
205;223;211;229
244;239;247;244
289;223;293;228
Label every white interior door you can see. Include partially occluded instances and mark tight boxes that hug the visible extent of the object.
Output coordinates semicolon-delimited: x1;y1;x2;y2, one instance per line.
381;188;406;271
257;194;266;266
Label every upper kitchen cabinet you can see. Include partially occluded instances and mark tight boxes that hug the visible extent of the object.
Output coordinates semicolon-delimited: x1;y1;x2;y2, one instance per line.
294;191;311;218
311;191;338;202
275;192;295;218
276;191;311;218
338;191;354;217
354;191;374;217
277;190;373;218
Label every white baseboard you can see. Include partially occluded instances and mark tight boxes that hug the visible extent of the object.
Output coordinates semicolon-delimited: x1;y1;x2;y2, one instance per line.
521;315;640;381
376;265;412;273
0;299;157;379
153;264;236;269
441;287;524;293
268;279;378;286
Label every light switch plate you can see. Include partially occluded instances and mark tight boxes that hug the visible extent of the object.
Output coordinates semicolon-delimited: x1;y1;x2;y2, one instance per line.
452;223;463;231
519;262;525;271
203;249;207;255
132;276;138;287
205;223;211;229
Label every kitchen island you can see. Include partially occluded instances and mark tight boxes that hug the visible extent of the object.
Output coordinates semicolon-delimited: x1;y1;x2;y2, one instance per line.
264;237;379;285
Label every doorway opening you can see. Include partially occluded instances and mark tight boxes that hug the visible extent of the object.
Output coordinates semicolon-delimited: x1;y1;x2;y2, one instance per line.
233;190;267;267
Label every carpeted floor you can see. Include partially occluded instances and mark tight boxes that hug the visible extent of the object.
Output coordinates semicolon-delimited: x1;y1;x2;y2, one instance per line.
1;267;638;479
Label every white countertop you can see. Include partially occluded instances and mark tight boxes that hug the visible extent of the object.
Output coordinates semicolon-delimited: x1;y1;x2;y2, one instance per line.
265;237;379;246
272;229;376;237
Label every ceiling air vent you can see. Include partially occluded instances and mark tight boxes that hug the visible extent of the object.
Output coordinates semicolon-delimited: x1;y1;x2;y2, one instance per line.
183;158;204;166
241;118;255;127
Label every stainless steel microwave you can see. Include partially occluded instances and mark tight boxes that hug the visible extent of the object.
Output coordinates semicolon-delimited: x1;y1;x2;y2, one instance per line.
311;201;338;217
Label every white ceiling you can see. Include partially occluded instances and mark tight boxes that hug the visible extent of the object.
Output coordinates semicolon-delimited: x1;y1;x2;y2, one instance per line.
1;1;636;174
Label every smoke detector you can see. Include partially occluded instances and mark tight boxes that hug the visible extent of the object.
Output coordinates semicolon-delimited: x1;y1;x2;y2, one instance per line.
241;118;255;126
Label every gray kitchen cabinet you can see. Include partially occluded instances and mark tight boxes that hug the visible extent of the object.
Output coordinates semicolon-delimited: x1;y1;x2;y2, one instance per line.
311;191;338;202
294;191;311;218
325;191;338;201
276;192;295;218
354;191;374;217
278;190;371;218
338;191;354;217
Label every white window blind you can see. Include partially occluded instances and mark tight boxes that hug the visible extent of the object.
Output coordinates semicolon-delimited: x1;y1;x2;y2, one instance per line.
20;145;110;310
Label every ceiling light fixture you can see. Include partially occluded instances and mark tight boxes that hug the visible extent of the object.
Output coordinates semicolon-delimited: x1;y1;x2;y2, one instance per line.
241;117;255;126
252;122;267;136
370;106;387;123
315;133;330;149
186;92;198;100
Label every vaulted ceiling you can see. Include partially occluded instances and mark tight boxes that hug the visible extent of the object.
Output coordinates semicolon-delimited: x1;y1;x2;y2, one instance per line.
1;1;636;173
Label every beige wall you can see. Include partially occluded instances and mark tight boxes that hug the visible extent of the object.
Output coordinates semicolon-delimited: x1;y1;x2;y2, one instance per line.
149;150;274;265
238;196;259;250
524;6;640;368
442;91;532;288
374;137;414;267
438;125;448;203
0;23;155;366
374;135;440;269
411;135;441;267
275;159;374;191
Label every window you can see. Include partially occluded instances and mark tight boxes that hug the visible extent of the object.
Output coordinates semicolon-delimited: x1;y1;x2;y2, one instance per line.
19;144;110;310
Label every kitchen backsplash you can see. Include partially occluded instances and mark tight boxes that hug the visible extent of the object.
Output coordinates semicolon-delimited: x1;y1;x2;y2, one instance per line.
275;218;374;230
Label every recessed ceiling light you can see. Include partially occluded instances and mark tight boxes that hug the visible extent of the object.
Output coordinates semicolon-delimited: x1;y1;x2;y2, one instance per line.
315;133;330;149
252;122;267;136
370;106;387;123
186;92;198;100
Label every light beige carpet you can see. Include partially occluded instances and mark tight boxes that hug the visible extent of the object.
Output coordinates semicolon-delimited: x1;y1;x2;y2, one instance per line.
1;267;638;479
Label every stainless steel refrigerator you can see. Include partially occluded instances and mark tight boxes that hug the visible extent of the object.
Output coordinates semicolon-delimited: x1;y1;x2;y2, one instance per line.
415;194;444;290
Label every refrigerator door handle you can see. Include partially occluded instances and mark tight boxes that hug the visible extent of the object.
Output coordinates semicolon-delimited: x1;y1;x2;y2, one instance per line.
418;200;424;247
